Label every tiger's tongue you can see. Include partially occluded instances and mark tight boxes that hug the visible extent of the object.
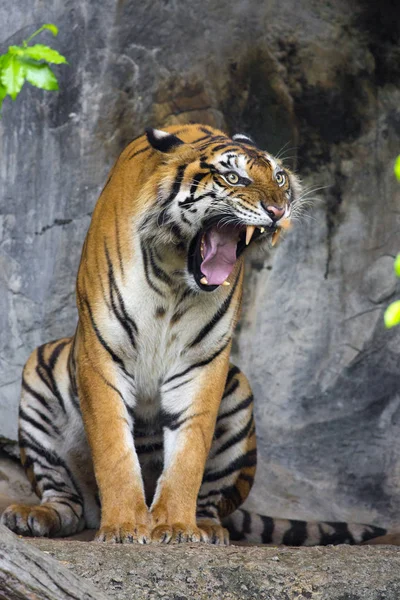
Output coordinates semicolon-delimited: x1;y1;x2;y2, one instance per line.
200;226;241;285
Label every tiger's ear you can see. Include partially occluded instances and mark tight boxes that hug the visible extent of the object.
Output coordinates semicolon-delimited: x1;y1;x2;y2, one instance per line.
146;128;184;153
232;133;257;147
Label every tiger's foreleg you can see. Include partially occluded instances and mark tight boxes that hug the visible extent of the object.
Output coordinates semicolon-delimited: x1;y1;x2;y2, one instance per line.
76;327;149;544
196;364;257;544
150;345;231;543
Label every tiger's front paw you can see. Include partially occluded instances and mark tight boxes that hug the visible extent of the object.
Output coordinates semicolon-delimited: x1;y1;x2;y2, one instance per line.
95;522;151;544
151;522;208;544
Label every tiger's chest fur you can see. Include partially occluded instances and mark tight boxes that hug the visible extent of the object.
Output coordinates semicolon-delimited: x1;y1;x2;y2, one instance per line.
93;233;242;423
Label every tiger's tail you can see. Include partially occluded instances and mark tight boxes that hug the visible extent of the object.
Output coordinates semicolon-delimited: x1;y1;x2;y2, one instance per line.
223;509;398;546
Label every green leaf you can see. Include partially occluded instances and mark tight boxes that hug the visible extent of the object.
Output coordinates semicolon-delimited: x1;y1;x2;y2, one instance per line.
394;156;400;181
8;45;24;56
23;61;58;90
0;79;7;112
23;44;67;64
0;55;25;100
394;254;400;278
384;300;400;328
42;23;58;37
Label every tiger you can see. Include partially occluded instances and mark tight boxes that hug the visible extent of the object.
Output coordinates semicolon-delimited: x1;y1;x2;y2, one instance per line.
1;124;396;546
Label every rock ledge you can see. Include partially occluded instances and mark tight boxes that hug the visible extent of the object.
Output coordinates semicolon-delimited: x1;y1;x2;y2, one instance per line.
28;538;400;600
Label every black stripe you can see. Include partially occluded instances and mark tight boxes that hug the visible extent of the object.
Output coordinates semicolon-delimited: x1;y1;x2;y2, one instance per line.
159;409;185;429
160;164;187;208
95;247;112;312
79;335;125;400
214;415;254;456
189;172;207;196
53;499;82;520
22;379;53;413
191;133;213;143
35;473;69;491
105;242;138;347
225;517;245;541
222;378;239;399
67;337;79;400
41;481;72;495
175;287;195;309
238;472;254;485
19;434;83;500
196;508;217;519
361;525;387;543
261;515;274;543
44;490;83;507
128;145;151;160
220;485;243;512
197;489;221;501
114;204;125;278
214;425;227;439
166;415;192;432
68;383;81;413
164;339;230;385
36;346;54;393
29;406;61;436
163;378;193;394
148;247;173;286
210;143;232;153
19;408;52;437
141;240;165;297
200;161;217;172
171;308;187;325
318;521;357;546
242;509;252;534
225;365;240;388
282;520;308;546
196;499;219;510
36;344;66;414
217;394;254;421
48;339;68;371
203;448;257;483
188;270;241;347
180;210;191;224
170;223;184;243
82;296;126;368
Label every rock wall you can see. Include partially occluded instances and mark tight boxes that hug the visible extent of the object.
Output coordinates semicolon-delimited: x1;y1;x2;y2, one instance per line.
1;0;400;527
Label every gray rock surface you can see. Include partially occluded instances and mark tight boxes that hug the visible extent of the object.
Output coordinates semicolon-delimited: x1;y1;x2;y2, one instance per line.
28;537;400;600
1;0;400;533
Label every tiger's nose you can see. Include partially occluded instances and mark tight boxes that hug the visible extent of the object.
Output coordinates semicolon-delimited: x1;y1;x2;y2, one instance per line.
261;203;286;222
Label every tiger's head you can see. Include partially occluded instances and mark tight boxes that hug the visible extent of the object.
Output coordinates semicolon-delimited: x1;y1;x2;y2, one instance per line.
141;125;302;292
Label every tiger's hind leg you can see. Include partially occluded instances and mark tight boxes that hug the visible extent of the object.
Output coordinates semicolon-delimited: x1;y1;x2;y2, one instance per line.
196;363;256;544
1;339;98;538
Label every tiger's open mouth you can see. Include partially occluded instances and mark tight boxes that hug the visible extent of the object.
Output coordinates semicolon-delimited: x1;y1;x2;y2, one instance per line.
188;217;279;291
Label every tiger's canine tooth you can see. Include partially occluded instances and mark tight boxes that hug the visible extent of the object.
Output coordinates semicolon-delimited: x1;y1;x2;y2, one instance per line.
222;280;230;286
259;227;265;233
246;225;256;245
200;276;209;285
271;229;281;247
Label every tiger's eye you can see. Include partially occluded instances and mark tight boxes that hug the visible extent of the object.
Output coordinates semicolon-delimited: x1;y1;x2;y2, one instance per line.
275;171;286;186
226;172;240;184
